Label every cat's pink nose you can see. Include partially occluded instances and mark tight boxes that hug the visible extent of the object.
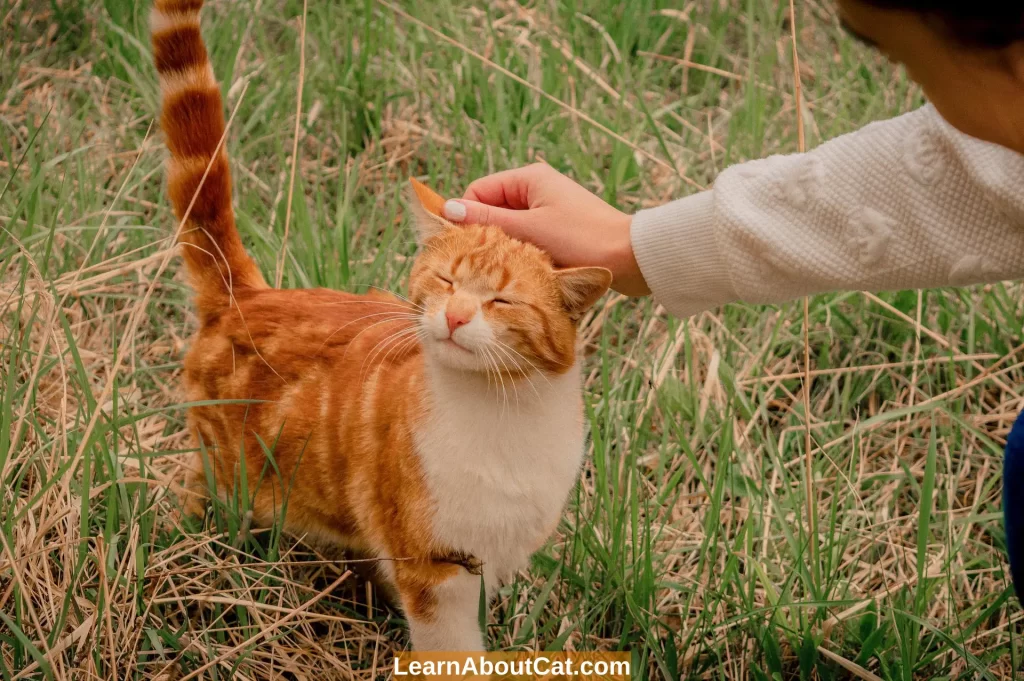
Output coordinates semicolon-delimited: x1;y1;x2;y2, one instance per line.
446;311;470;335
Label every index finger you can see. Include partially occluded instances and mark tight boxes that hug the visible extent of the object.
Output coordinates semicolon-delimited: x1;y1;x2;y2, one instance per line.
461;164;548;210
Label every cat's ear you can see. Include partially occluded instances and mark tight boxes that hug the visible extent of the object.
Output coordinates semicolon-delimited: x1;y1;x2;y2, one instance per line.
554;267;612;319
408;177;450;245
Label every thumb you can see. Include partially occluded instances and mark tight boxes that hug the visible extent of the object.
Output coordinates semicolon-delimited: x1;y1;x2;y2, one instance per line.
443;199;536;239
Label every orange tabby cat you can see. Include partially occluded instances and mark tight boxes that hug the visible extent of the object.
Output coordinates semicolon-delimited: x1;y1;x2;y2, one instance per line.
152;0;610;651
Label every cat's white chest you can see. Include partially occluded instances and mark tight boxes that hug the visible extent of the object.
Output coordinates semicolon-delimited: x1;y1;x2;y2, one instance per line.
414;363;586;583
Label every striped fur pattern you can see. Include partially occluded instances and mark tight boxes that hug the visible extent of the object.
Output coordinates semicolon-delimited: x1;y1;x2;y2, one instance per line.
152;0;611;651
151;0;266;316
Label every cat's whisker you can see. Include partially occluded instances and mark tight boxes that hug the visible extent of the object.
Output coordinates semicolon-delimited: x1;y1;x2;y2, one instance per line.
318;299;418;310
493;350;548;403
362;326;417;366
360;326;421;379
318;311;421;355
479;346;494;393
490;341;527;377
380;331;421;370
493;339;551;387
328;315;420;360
367;286;426;313
483;346;510;417
483;347;504;416
380;326;423;362
490;346;522;411
491;342;541;399
342;315;422;362
479;345;497;393
358;332;417;384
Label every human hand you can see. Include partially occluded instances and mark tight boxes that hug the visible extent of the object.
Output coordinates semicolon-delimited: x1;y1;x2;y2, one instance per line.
441;163;650;296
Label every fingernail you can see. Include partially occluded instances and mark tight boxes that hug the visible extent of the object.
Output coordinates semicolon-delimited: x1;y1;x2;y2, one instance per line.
443;200;466;222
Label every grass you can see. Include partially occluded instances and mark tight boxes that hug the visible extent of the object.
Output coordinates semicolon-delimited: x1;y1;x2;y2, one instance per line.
2;0;1022;678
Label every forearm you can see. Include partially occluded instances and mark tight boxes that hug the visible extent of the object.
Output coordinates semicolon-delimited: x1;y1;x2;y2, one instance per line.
631;105;1024;318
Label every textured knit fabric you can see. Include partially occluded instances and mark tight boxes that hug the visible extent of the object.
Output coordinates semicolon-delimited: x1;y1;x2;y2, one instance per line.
631;105;1024;319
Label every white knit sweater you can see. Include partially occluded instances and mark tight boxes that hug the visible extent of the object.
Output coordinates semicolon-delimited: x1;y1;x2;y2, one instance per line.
631;105;1024;319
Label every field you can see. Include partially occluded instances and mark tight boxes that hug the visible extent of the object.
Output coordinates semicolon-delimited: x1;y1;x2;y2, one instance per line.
3;0;1023;678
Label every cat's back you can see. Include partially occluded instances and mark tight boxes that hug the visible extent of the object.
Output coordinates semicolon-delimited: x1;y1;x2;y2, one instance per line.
185;286;420;380
182;286;422;465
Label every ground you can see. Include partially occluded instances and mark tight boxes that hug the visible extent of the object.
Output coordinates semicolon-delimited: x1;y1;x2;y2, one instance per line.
2;0;1022;678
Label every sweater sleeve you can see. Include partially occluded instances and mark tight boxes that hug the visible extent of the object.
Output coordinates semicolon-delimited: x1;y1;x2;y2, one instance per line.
630;105;1024;319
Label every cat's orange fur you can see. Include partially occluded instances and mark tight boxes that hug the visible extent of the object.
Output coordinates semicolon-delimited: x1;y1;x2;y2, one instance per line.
152;0;611;650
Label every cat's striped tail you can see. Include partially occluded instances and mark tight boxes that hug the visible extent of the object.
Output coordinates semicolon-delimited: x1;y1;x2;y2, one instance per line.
151;0;266;313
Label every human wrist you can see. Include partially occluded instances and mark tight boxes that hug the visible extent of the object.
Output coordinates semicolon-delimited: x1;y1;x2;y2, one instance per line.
607;212;649;296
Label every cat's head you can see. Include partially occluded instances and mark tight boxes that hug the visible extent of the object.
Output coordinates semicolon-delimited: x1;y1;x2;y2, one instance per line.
406;178;611;376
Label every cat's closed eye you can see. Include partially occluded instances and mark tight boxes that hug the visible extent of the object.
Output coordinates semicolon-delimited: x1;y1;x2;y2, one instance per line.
491;297;513;306
436;274;454;287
